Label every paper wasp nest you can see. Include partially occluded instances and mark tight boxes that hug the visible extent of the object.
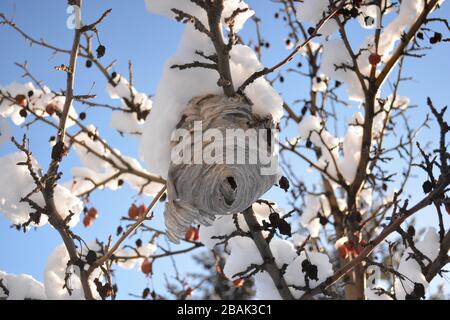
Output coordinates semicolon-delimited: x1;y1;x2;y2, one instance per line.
164;94;278;242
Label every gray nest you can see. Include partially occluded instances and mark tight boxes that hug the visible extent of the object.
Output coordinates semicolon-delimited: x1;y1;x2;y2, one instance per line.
164;94;278;243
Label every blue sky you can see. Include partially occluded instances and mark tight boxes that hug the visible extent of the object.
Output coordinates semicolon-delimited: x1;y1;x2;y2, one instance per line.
0;0;449;299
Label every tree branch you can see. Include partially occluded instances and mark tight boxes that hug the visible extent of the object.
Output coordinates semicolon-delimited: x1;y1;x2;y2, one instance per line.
242;207;294;300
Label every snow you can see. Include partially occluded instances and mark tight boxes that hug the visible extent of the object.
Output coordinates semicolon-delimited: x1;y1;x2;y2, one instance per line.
198;199;336;300
0;270;46;300
0;115;10;145
320;38;365;100
373;95;409;138
199;202;281;250
252;240;302;300
309;0;446;101
66;125;163;196
144;0;254;33
223;236;262;280
222;238;334;299
394;228;440;299
294;90;410;234
0;82;78;127
110;109;147;135
299;194;330;238
365;287;393;300
203;204;335;300
0;152;83;227
292;234;308;247
73;125;109;171
254;271;282;300
141;0;283;179
115;249;139;270
296;92;412;192
65;166;116;195
269;239;298;268
44;244;84;300
284;251;334;298
296;0;340;36
145;0;206;23
52;185;84;227
44;244;102;300
299;40;321;57
365;265;393;300
223;237;298;289
297;114;365;184
357;4;382;29
137;242;157;258
312;74;328;92
115;242;157;270
0;82;35;125
107;74;153;135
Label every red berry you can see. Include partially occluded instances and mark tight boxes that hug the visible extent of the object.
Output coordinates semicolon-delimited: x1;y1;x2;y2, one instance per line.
345;240;354;251
184;287;193;297
369;53;382;66
15;94;27;107
128;204;139;219
343;239;366;257
233;278;245;288
141;258;152;275
87;207;98;219
185;227;199;242
83;215;93;228
137;204;147;218
337;245;349;259
344;240;359;257
45;104;57;115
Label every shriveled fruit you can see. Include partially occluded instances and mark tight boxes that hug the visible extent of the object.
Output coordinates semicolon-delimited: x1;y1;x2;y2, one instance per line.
45;104;57;115
141;258;152;275
337;245;349;259
185;226;200;242
15;94;27;107
369;53;382;66
422;180;433;193
233;278;245;288
83;215;93;228
87;207;98;219
86;250;97;265
184;287;193;297
278;176;290;192
137;204;147;218
128;204;139;219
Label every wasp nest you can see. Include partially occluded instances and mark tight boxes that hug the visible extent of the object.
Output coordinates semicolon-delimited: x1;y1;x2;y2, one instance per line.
164;94;278;242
